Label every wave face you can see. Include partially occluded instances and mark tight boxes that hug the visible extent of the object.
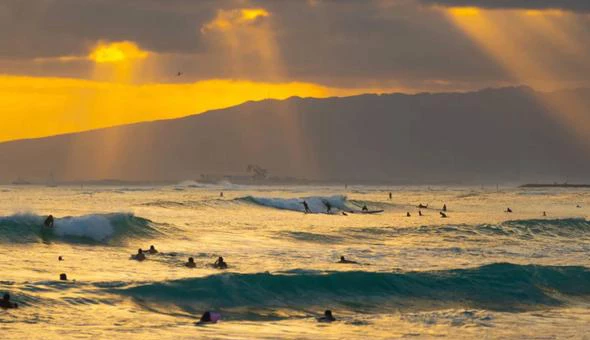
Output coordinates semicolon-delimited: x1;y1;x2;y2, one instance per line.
116;263;590;313
0;213;156;244
238;195;352;213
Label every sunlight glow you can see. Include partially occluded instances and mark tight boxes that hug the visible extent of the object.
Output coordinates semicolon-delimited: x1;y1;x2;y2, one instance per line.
202;8;269;33
89;41;149;63
445;8;590;149
0;75;396;142
448;7;480;17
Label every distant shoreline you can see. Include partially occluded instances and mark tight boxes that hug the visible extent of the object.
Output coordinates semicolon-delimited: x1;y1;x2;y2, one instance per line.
520;184;590;188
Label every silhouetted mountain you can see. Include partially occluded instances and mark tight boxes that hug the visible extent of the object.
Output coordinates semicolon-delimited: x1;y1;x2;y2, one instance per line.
1;86;589;184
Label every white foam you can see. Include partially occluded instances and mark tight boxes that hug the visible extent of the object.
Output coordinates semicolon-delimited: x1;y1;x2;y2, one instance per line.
247;195;349;213
54;215;114;241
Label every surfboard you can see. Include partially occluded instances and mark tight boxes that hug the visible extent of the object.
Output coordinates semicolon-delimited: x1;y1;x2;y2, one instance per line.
348;210;384;214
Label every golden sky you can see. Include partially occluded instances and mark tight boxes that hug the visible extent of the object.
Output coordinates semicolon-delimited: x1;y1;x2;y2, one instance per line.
1;1;589;142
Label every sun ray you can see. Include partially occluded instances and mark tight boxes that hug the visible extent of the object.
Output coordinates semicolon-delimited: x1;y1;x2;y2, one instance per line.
444;8;590;150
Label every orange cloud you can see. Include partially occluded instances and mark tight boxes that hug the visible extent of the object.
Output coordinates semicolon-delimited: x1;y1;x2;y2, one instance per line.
89;41;149;63
202;8;270;33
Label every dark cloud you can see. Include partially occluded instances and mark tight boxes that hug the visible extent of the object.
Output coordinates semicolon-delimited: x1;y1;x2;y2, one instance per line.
417;0;590;12
0;0;589;90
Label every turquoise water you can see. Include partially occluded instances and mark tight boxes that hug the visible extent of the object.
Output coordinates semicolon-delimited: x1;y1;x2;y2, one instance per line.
1;184;590;339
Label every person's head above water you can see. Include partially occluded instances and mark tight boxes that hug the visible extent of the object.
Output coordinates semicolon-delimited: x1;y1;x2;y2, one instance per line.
138;249;143;254
150;245;156;250
60;273;67;281
188;257;194;263
340;256;345;261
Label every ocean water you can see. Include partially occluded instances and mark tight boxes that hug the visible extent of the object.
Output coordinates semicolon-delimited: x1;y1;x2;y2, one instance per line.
1;183;590;339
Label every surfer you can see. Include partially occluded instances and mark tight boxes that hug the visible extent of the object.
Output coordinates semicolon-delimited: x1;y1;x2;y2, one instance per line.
406;212;411;217
543;211;547;216
362;205;369;212
59;273;68;281
302;201;311;213
44;215;54;228
419;210;423;216
220;192;223;198
213;256;228;269
132;249;146;261
440;212;447;218
442;204;447;212
185;257;196;268
317;310;336;323
144;245;158;254
389;192;392;200
324;200;332;213
418;203;428;209
58;256;63;261
0;293;17;309
505;208;512;213
338;256;358;264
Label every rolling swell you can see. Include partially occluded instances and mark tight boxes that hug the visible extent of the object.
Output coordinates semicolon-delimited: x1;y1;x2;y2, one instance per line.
347;218;590;240
116;263;590;313
0;213;157;244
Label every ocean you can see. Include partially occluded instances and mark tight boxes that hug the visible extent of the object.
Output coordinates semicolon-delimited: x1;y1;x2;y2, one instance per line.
1;183;589;339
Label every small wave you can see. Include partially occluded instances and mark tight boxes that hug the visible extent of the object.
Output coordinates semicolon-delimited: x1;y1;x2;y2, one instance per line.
115;263;590;314
175;180;243;190
0;213;157;244
140;200;186;209
281;231;344;243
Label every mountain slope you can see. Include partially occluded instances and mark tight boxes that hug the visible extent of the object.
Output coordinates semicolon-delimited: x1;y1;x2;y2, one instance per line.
1;86;589;184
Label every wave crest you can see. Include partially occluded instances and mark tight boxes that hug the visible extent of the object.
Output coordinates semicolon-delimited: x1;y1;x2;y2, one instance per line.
116;263;590;313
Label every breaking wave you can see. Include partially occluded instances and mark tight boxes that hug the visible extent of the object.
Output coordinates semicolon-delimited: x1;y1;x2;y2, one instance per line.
0;213;158;244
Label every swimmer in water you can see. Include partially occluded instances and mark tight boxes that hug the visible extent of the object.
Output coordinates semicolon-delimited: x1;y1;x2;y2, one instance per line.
440;212;448;218
59;273;68;281
442;204;447;212
198;311;221;324
144;245;158;254
185;257;196;268
0;293;18;309
58;256;63;261
406;212;411;217
317;310;336;323
213;256;228;269
44;215;54;228
338;256;358;264
132;249;146;261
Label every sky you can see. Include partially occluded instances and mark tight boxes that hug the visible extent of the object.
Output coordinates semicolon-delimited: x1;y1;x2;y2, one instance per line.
1;0;590;142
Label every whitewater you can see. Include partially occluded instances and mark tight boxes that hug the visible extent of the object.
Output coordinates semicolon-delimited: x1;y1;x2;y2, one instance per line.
1;184;589;339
